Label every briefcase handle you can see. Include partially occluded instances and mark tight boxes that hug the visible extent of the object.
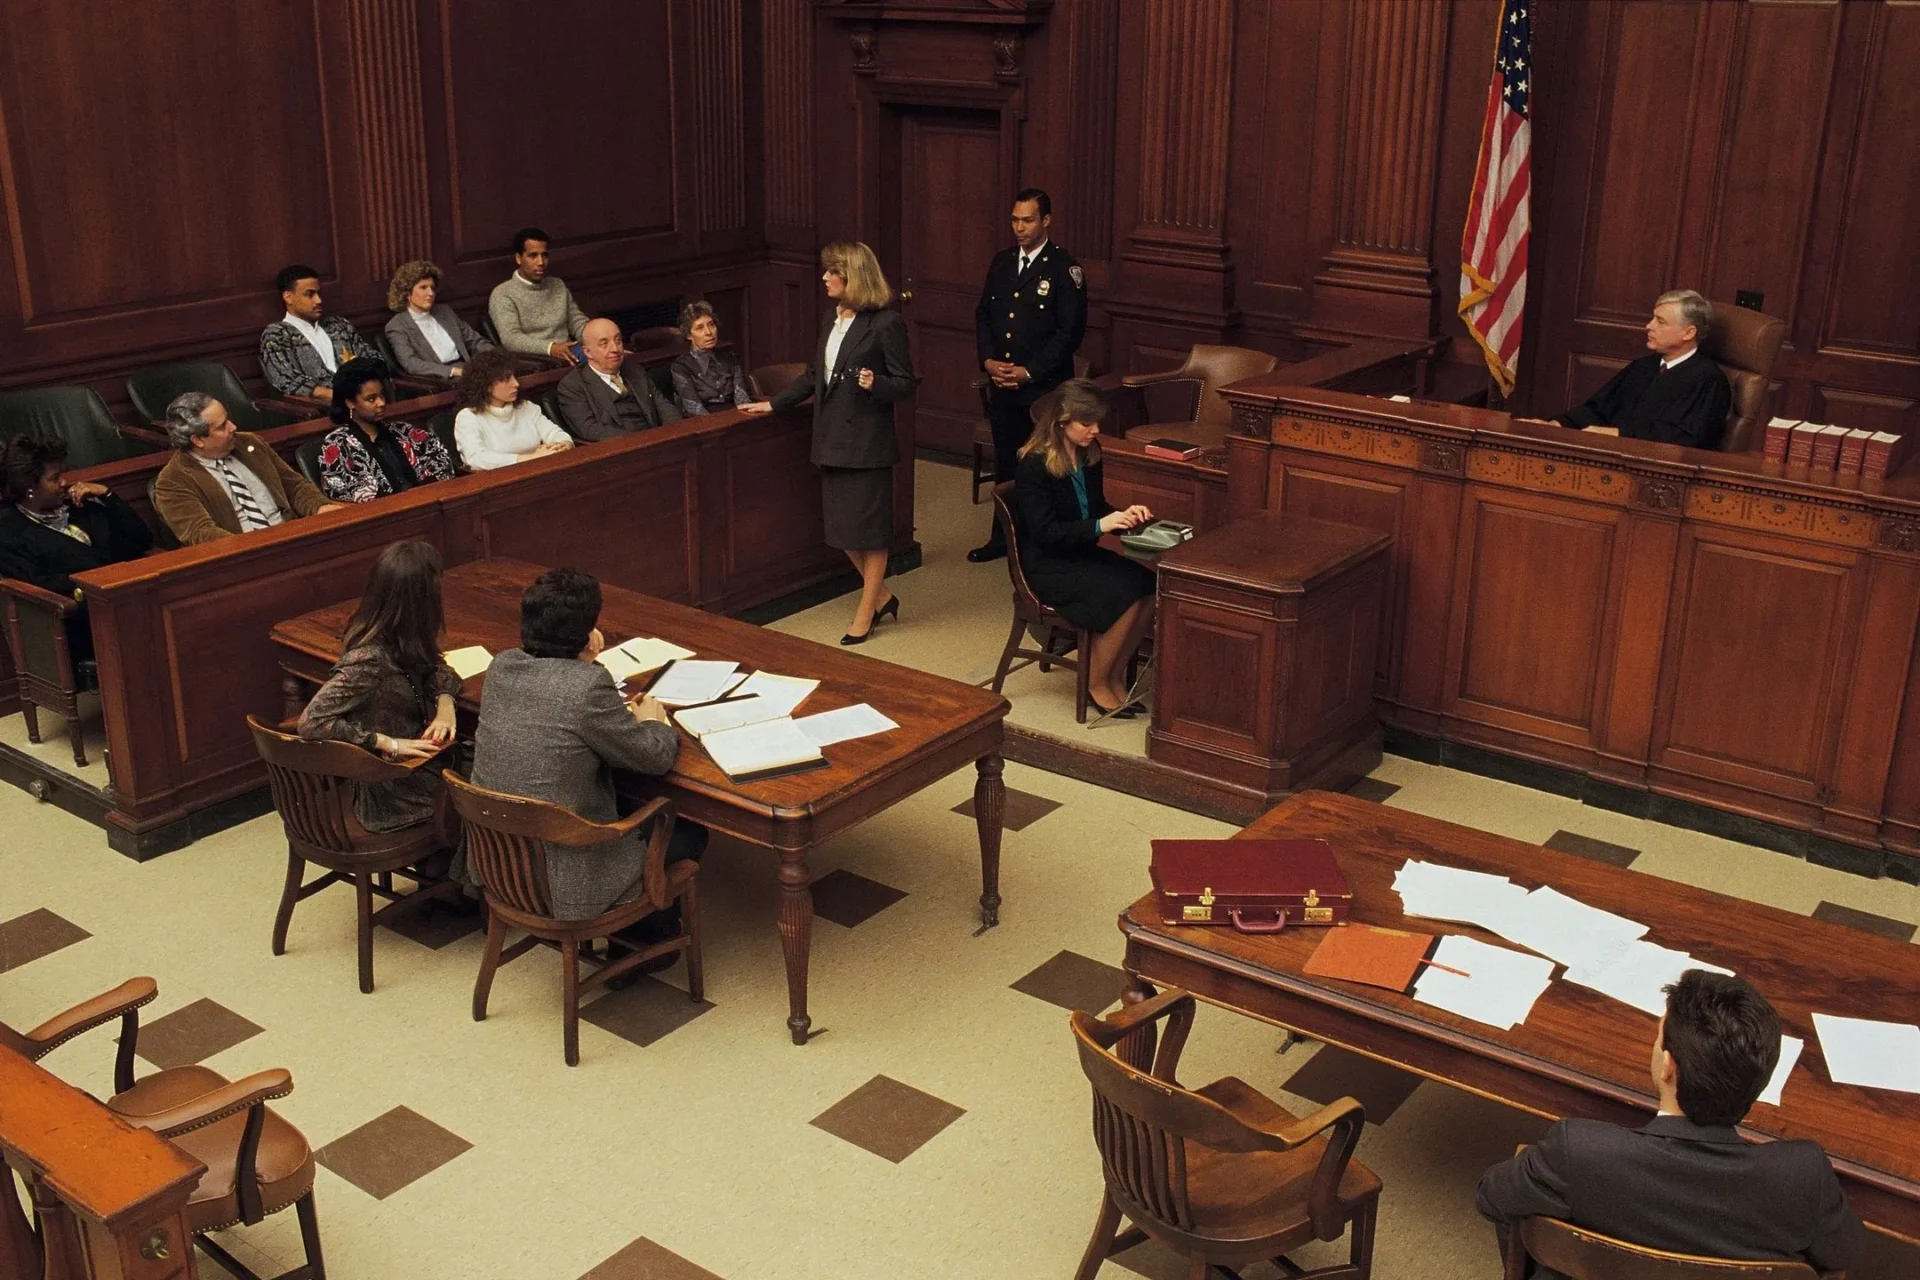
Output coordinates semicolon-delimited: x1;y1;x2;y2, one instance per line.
1229;909;1286;934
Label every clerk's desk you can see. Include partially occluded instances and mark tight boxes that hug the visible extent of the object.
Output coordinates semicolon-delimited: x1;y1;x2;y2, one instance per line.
1120;791;1920;1242
62;402;916;857
272;558;1009;1044
1134;386;1920;876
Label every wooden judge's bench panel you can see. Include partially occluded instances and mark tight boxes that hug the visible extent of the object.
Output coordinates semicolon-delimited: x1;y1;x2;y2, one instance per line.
1221;388;1920;866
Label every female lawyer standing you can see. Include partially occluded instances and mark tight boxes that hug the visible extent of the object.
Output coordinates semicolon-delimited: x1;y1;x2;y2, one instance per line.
749;241;916;644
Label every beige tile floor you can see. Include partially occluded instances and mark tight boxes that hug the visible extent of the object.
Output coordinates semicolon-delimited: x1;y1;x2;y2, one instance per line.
2;458;1915;1279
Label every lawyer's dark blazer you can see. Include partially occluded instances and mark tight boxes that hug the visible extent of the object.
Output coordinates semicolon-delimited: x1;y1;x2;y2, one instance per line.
1554;350;1732;450
1476;1115;1864;1277
0;496;154;662
769;307;915;468
1012;450;1154;634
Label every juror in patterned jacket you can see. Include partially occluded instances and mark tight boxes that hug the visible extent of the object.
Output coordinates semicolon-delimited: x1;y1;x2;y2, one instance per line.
316;357;458;504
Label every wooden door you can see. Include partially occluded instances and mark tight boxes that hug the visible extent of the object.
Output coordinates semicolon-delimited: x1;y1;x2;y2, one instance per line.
890;107;1007;458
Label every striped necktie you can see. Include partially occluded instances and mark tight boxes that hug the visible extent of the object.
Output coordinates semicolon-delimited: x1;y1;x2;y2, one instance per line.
215;457;273;531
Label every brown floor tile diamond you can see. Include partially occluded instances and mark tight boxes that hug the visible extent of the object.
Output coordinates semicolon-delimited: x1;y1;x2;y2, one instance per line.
315;1105;472;1200
382;899;485;949
135;999;264;1070
1282;1045;1422;1125
810;1074;965;1163
810;868;908;928
1010;949;1127;1015
580;1237;724;1280
581;973;713;1048
1346;777;1401;804
1811;900;1917;943
1544;829;1641;869
950;785;1062;831
0;908;91;973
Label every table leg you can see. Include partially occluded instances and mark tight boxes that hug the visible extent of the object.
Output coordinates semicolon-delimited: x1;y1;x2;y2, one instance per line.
777;847;814;1045
973;753;1005;929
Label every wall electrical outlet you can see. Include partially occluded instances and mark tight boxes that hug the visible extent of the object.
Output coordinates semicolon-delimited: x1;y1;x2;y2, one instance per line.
1735;289;1764;311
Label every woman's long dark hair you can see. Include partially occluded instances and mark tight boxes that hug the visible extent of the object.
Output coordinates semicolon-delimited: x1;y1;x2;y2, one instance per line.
343;540;445;678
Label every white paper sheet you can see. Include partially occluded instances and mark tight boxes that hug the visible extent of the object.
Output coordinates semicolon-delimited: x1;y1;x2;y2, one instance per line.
1563;940;1733;1017
701;716;822;780
596;637;694;684
1411;935;1556;1030
732;671;819;718
1496;885;1648;969
1393;861;1531;933
675;695;783;738
1812;1014;1920;1093
794;703;898;747
442;646;493;679
1757;1035;1804;1108
649;659;741;707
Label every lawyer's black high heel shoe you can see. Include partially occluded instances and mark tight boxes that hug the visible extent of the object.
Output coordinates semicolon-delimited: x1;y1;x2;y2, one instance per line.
875;595;901;625
840;626;871;646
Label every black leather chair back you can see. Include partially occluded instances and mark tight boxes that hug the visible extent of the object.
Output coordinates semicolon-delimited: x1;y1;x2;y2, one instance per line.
0;387;135;468
294;439;327;489
146;477;180;551
426;411;460;469
125;361;292;434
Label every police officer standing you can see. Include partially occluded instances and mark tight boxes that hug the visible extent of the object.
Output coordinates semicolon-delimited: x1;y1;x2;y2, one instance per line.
968;188;1087;562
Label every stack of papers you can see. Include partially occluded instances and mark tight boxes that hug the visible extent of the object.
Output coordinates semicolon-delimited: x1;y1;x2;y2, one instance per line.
794;704;898;747
732;671;819;717
443;646;494;679
1563;940;1732;1017
1411;935;1556;1030
649;659;741;707
597;637;694;684
1498;886;1648;969
1393;861;1530;931
1812;1014;1920;1094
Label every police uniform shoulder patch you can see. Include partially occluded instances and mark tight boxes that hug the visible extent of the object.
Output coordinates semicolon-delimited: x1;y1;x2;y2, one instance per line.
1069;265;1084;288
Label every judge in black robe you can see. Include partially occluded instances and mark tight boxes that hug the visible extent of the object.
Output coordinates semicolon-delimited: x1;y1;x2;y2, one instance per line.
1553;290;1732;450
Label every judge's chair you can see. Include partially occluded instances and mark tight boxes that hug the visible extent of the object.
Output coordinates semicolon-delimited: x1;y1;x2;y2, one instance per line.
0;977;327;1280
248;716;462;995
445;773;703;1067
1;578;95;766
1701;301;1788;453
1119;345;1279;452
1071;989;1381;1279
1505;1216;1831;1280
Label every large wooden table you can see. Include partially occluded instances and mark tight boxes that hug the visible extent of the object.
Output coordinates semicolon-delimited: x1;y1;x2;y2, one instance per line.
272;558;1009;1045
1119;791;1920;1242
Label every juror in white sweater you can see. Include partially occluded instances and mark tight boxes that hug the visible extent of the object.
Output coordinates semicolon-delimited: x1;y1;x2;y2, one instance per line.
454;399;574;470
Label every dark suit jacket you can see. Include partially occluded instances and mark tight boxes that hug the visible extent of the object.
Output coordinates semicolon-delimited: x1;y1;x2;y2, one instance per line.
975;243;1087;406
770;308;915;469
383;305;493;379
152;434;330;546
1555;351;1733;449
554;363;683;442
0;497;153;597
1476;1115;1864;1277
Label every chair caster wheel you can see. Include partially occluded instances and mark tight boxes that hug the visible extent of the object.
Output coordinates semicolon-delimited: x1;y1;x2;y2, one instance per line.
28;779;51;802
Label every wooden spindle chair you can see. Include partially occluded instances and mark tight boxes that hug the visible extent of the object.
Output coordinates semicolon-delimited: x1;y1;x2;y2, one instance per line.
988;480;1094;722
443;771;702;1066
2;978;326;1280
1071;989;1381;1280
247;716;461;994
1507;1216;1833;1280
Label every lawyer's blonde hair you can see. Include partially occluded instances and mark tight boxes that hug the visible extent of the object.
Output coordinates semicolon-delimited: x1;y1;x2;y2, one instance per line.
821;241;893;311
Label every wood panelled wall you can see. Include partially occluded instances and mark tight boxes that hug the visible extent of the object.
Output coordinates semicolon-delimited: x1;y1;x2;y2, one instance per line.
3;1;1915;438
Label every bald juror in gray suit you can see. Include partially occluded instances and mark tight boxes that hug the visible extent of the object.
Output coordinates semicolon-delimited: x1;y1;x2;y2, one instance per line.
470;568;704;925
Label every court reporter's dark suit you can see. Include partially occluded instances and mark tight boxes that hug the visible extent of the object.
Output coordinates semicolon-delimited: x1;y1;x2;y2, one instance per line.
1476;1115;1864;1278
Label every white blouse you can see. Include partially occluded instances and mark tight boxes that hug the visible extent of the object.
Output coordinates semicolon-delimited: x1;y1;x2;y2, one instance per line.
824;311;855;379
409;307;461;363
454;401;573;470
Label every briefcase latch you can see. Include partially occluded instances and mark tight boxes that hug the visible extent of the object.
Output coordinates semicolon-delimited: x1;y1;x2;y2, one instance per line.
1182;887;1216;922
1302;887;1333;924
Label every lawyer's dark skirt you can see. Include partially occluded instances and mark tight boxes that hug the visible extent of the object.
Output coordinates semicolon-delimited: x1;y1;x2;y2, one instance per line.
820;465;892;551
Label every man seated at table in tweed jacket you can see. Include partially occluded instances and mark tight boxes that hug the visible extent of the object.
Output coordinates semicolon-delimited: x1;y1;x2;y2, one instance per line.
469;567;705;944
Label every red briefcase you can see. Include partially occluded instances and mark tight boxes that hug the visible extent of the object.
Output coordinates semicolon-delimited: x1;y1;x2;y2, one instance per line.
1149;838;1352;933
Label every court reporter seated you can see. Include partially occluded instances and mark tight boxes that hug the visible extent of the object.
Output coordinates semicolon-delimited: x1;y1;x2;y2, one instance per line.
452;347;573;470
1012;378;1156;719
152;392;343;545
315;358;457;504
1476;969;1864;1278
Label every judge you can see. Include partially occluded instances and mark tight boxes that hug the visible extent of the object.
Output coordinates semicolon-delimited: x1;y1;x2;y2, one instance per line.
1553;290;1732;449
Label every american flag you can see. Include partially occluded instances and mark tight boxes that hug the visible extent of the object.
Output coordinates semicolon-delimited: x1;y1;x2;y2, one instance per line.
1459;0;1531;397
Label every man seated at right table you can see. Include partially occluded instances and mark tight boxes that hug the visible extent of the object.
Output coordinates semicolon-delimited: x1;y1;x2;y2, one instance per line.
1476;970;1863;1278
1552;289;1732;449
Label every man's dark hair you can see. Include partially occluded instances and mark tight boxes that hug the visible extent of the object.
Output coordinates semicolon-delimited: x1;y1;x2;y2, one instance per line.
2;434;66;504
1013;188;1052;218
328;359;391;425
511;227;550;256
1661;971;1782;1127
275;264;319;295
520;567;601;658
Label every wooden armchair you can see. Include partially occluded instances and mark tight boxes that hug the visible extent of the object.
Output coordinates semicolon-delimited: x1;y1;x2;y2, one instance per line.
1071;989;1381;1280
1;577;97;767
1120;344;1279;450
749;361;808;402
248;716;461;994
445;772;703;1066
2;978;325;1280
987;480;1093;723
1506;1216;1831;1280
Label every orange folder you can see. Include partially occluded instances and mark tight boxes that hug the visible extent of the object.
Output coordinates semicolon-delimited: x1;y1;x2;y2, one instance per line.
1302;924;1441;993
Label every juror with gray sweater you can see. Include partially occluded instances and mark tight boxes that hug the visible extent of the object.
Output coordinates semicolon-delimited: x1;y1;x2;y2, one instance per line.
469;648;678;920
488;272;588;356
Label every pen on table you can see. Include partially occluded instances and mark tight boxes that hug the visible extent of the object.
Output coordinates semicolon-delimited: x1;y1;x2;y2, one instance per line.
1419;958;1472;978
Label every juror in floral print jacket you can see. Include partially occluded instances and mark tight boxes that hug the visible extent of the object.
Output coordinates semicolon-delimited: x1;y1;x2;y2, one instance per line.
315;420;458;504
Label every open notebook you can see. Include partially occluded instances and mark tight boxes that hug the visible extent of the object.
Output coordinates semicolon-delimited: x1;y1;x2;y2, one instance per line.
700;717;827;783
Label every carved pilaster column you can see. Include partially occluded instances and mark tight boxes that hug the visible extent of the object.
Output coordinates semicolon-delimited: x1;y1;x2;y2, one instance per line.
1125;0;1234;277
1310;0;1450;339
763;0;815;231
689;0;746;233
344;0;431;271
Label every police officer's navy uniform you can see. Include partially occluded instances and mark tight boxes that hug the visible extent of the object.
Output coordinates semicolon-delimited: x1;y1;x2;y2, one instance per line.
973;240;1087;505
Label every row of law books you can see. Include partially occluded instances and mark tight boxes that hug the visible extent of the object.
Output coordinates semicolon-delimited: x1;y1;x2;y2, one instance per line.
1763;417;1912;479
